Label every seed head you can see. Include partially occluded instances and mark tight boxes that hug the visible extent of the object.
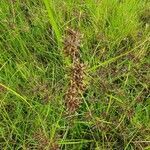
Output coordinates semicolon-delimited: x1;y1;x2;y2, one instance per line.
64;28;86;114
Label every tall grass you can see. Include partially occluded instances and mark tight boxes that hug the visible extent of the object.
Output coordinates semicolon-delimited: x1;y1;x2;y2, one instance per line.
0;0;150;149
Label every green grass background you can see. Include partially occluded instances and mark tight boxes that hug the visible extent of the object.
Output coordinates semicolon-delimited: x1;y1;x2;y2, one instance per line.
0;0;150;149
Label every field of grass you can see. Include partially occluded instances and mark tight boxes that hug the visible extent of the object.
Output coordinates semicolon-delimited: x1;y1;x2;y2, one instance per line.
0;0;150;149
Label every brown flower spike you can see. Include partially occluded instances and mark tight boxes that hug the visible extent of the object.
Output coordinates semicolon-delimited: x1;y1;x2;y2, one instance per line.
64;28;86;114
34;130;60;150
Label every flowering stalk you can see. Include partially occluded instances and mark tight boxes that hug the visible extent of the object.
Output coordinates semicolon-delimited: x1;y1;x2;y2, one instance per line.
64;29;85;114
64;28;86;114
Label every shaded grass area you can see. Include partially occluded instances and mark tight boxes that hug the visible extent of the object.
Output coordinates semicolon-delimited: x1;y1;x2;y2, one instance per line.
0;0;150;149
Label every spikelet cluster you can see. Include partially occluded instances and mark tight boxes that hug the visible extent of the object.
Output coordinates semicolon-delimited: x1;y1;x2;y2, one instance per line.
64;28;85;114
34;130;59;150
64;28;82;60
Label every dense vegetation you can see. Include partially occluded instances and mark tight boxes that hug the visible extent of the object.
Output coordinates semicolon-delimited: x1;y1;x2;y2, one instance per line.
0;0;150;149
